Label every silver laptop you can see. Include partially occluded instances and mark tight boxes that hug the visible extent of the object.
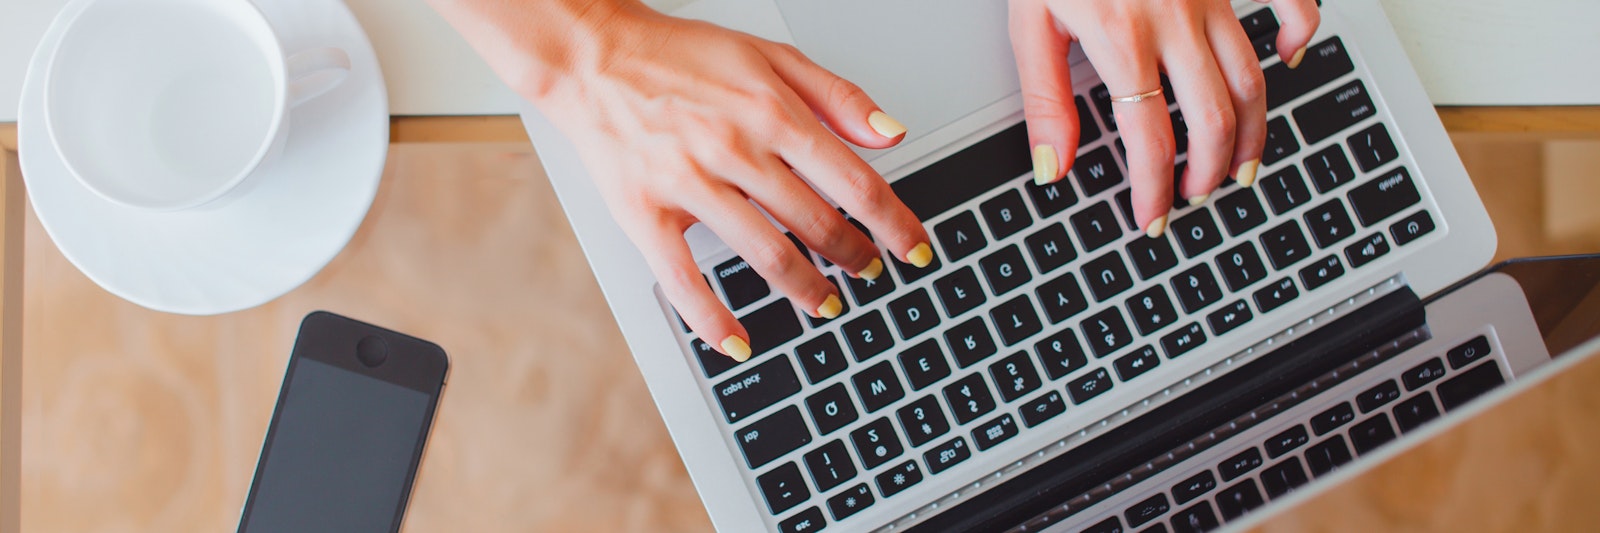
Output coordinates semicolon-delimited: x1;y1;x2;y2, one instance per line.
514;0;1551;530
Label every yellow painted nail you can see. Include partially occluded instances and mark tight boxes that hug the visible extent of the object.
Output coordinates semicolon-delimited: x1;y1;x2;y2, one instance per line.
1032;145;1060;185
720;336;752;362
1145;214;1168;239
1187;193;1210;207
1236;159;1261;188
906;243;933;268
868;111;907;139
1288;47;1307;69
857;258;884;281
816;294;843;320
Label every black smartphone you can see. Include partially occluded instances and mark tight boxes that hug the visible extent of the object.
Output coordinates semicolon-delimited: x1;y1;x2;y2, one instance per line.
238;311;449;533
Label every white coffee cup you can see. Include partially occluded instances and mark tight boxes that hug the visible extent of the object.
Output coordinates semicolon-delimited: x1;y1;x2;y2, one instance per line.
43;0;350;212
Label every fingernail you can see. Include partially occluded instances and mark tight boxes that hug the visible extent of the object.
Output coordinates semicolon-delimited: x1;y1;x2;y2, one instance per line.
816;294;843;320
1145;214;1168;239
1237;159;1261;188
1288;47;1307;69
857;258;884;281
1187;193;1210;207
1032;145;1060;185
868;111;907;139
720;336;752;362
906;243;933;268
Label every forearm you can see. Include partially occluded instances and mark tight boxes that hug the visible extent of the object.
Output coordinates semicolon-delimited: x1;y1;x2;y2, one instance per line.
425;0;650;104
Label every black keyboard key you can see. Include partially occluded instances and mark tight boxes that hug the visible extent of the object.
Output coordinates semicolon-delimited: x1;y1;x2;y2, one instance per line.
1161;322;1208;359
1344;232;1390;269
843;310;895;361
758;462;812;514
1260;220;1311;270
1240;8;1280;40
897;395;951;447
944;373;997;424
1311;402;1356;436
1215;188;1268;237
1447;335;1493;370
1074;146;1126;198
892;246;942;285
1402;357;1447;391
1076;95;1104;145
946;316;999;368
692;337;740;380
1304;144;1358;194
1206;300;1253;336
1034;328;1089;380
804;440;858;492
891;124;1032;222
1264;37;1357;109
826;483;874;521
898;339;951;391
1172;264;1224;313
1084;516;1124;533
1294;79;1377;145
933;266;987;318
1027;173;1080;218
1127;285;1179;335
845;261;897;306
851;417;905;470
1218;448;1264;481
990;351;1043;402
876;460;924;498
1349;167;1421;227
981;189;1034;240
1437;362;1506;411
935;211;988;262
1305;436;1353;477
1356;379;1402;414
991;295;1044;346
852;361;905;413
972;413;1020;451
806;383;859;436
1170;503;1220;533
1304;199;1356;249
1090;84;1118;132
1019;390;1068;427
716;355;801;424
786;232;811;260
1025;223;1078;275
1115;188;1139;232
1259;167;1312;215
1252;277;1299;313
924;436;972;475
888;289;940;340
1348;123;1398;173
1072;201;1126;252
1394;392;1442;433
796;333;848;384
701;300;805;375
1215;480;1265;520
1216;243;1268;291
739;406;813;469
980;245;1033;296
778;507;825;533
1114;345;1162;382
1082;307;1133;357
1262;116;1301;166
1067;367;1114;405
1037;272;1090;324
715;256;771;311
1349;414;1397;455
1128;235;1180;280
806;277;851;328
1126;493;1172;528
1265;425;1311;459
1260;458;1310;499
1172;471;1218;505
1084;251;1135;302
1390;210;1436;246
1298;255;1345;291
1171;110;1190;156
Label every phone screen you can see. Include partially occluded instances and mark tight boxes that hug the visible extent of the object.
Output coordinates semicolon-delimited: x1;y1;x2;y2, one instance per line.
239;357;434;532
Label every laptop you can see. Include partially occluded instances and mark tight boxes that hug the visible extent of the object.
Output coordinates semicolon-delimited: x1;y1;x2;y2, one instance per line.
514;0;1563;530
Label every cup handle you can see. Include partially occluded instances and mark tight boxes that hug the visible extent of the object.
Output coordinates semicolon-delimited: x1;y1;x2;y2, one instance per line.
285;48;351;108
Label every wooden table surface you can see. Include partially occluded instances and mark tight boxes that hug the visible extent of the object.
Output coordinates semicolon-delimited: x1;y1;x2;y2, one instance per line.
1;108;1598;532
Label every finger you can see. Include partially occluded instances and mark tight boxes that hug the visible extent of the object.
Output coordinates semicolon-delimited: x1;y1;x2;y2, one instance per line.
688;185;845;322
1009;0;1079;185
1159;13;1236;205
621;209;751;361
1206;7;1268;194
1271;0;1322;68
761;42;908;149
738;155;882;282
778;123;934;271
1075;29;1174;237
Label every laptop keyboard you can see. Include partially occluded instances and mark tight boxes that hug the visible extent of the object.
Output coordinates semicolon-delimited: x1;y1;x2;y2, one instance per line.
672;9;1445;532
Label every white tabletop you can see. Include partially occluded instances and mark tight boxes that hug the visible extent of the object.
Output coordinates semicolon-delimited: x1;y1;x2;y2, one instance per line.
3;0;1598;123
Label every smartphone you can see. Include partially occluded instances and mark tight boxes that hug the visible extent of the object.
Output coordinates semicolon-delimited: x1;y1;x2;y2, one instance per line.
238;311;449;533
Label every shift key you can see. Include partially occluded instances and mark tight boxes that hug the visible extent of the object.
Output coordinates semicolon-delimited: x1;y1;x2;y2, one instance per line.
1292;79;1376;144
1348;167;1421;227
715;355;802;424
737;406;813;469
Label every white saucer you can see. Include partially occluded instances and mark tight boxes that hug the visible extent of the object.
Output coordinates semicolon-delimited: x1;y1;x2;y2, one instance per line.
18;0;388;315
